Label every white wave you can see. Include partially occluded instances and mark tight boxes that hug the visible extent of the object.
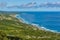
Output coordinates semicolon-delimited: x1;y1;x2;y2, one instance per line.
16;14;30;24
40;27;57;32
31;23;60;33
31;23;40;27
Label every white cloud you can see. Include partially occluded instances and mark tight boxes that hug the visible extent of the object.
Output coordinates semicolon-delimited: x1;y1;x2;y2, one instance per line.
7;2;37;8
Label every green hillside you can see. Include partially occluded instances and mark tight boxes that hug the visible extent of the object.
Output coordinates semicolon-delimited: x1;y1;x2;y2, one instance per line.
0;12;60;40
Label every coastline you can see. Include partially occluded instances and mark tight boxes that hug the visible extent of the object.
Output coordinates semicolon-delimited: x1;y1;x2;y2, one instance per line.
16;13;60;33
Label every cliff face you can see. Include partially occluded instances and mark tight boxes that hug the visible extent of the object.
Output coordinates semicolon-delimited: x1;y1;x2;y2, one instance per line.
0;12;60;40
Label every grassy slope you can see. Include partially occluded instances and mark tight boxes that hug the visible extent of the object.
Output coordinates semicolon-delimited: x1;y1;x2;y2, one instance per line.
0;12;60;40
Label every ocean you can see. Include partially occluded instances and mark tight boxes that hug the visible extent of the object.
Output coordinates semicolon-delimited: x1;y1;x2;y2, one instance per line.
16;12;60;32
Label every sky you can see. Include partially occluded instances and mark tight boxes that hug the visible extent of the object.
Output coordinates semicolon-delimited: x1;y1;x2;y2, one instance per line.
0;0;60;11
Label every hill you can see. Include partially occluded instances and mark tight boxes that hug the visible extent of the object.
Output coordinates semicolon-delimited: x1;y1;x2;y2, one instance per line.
0;11;60;40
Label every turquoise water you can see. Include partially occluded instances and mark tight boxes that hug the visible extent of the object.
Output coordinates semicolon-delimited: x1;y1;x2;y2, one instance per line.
17;12;60;32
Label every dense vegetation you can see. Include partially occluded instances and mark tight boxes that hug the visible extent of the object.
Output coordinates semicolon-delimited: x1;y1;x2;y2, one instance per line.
0;11;60;40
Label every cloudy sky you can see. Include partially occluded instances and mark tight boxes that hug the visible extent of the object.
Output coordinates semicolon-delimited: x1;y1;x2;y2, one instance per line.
0;0;60;11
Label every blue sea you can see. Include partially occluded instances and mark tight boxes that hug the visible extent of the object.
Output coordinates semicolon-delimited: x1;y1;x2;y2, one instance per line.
16;12;60;32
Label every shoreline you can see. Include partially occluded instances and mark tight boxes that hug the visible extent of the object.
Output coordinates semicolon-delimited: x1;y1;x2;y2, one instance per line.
16;14;60;33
